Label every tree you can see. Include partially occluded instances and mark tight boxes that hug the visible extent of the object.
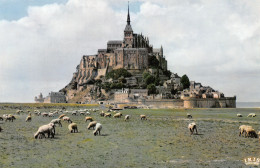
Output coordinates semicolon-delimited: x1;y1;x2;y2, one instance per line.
171;88;178;95
106;68;132;80
148;56;160;68
147;84;157;94
181;74;190;89
144;75;155;85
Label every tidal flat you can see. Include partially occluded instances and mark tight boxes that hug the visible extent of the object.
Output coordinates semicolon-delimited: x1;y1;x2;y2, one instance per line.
0;104;259;168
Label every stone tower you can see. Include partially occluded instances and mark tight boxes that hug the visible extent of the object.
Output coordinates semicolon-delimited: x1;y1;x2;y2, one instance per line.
123;2;134;48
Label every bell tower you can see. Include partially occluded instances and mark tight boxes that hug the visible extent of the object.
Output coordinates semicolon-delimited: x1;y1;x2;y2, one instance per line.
123;2;134;48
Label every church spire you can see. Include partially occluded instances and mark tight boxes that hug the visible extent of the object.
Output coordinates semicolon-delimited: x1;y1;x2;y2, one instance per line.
127;1;130;25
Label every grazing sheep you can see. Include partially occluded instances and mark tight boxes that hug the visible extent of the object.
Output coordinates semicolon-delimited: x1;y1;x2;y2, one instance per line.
50;119;62;127
247;113;256;117
80;112;85;115
26;115;32;122
187;113;192;119
237;114;243;117
5;115;16;122
63;116;72;123
68;123;78;133
140;115;147;120
100;111;105;117
188;122;198;135
124;115;130;121
59;114;66;119
16;110;21;115
93;123;102;136
48;112;54;117
34;124;55;139
244;127;258;138
42;113;48;117
0;117;3;121
239;125;252;137
72;111;77;116
85;117;93;122
113;112;123;118
87;121;97;130
86;112;91;115
104;113;111;118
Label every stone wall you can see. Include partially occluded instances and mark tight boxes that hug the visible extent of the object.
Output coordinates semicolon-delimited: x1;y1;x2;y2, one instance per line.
183;97;236;108
133;99;184;109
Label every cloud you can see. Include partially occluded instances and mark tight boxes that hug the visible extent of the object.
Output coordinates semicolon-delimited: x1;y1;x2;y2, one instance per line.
0;0;259;102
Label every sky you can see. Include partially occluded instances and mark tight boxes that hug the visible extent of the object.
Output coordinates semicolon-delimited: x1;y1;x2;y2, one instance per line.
0;0;259;102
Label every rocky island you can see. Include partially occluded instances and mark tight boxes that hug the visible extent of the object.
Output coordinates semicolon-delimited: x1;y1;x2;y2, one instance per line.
36;5;236;108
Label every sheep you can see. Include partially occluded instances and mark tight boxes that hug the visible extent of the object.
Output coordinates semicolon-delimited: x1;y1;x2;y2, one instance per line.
48;112;54;117
87;121;97;130
187;113;192;119
59;114;66;119
124;115;130;121
16;110;21;115
42;113;48;117
26;114;32;122
93;123;102;136
72;111;77;116
140;115;147;120
113;112;123;118
80;112;85;115
86;112;91;115
34;123;55;139
50;118;62;127
5;115;16;122
239;125;252;137
104;113;111;118
237;114;242;117
188;122;198;135
247;113;256;117
68;123;78;133
244;127;258;138
63;116;73;123
85;117;93;122
100;111;105;117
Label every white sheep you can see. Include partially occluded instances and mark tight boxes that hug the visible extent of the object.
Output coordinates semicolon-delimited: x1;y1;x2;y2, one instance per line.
86;112;90;115
188;122;198;135
237;114;242;117
68;123;78;133
26;114;32;122
124;115;130;121
187;113;192;118
50;118;62;127
87;121;97;130
48;112;54;117
72;111;77;115
42;113;48;117
34;123;55;139
140;115;147;120
63;116;72;123
93;123;102;136
247;113;256;117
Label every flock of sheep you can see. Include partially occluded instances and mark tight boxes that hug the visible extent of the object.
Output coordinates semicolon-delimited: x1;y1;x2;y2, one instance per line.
0;109;259;143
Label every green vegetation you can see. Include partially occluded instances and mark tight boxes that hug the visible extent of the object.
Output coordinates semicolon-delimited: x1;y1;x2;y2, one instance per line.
148;55;159;68
181;74;190;89
106;68;132;80
147;84;157;94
